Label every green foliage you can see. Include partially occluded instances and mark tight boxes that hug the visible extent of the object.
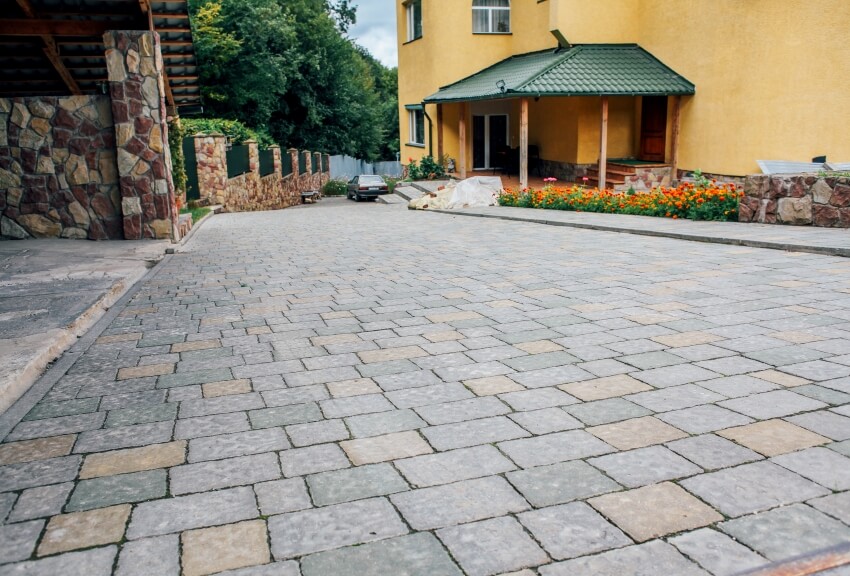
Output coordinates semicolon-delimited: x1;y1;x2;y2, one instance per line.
167;118;188;195
384;176;401;194
692;169;712;190
188;0;398;161
819;170;850;178
181;118;275;148
179;206;212;222
407;156;445;180
322;178;348;196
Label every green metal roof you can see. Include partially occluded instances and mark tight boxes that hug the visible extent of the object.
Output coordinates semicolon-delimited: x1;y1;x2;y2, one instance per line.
424;44;695;103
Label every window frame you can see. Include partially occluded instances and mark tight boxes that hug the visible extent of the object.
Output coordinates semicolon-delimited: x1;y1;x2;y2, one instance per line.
405;0;423;42
407;108;425;147
472;0;511;34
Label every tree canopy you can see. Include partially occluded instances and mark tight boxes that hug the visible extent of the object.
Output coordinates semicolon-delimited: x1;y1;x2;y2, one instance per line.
188;0;399;161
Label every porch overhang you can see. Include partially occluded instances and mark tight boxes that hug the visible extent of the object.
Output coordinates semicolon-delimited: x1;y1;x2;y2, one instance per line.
423;44;695;104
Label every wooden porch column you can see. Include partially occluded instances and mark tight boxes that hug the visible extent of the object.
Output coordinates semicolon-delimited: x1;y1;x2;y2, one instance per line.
437;104;444;161
599;96;609;190
459;102;467;179
669;95;682;184
520;97;529;190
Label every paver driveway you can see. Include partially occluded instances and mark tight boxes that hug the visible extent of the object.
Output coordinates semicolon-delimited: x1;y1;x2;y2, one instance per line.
3;198;850;575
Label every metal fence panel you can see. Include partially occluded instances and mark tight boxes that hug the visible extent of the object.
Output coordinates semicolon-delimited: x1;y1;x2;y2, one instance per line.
281;154;292;177
259;149;275;177
227;145;251;178
329;155;402;179
299;153;308;175
182;137;200;200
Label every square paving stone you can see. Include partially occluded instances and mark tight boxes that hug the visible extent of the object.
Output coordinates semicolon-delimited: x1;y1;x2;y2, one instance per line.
373;371;442;392
286;419;349;447
588;445;702;488
630;364;720;388
656;404;753;434
680;461;829;517
203;379;252;398
508;365;593;388
66;469;166;511
589;482;722;542
497;388;578;411
171;452;281;495
503;351;580;372
414;396;511;425
778;360;850;382
385;383;474;409
0;519;43;563
772;447;850;490
340;430;432;465
248;403;323;429
422;416;530;450
626;384;726;412
8;482;73;522
809;491;850;525
0;434;76;466
23;397;100;422
299;532;462;576
79;441;186;479
38;504;130;556
261;385;329;407
395;445;515;487
697;375;779;398
307;463;409;505
254;478;311;515
327;378;382;397
464;375;525;396
116;534;179;576
2;546;117;576
498;430;615;468
695;357;771;376
752;369;810;387
437;516;549;576
518;501;631;561
188;428;289;463
666;434;762;470
268;497;407;559
718;419;830;456
669;344;737;362
720;504;850;562
559;375;652;402
280;443;350;477
182;520;270;576
7;413;105;442
587;416;687;451
73;421;174;454
508;408;582;434
539;540;708;576
319;394;394;418
506;460;621;507
179;393;265;419
390;476;529;530
565;398;651;426
787;411;850;441
669;528;767;576
345;409;426;438
105;402;178;428
0;455;82;492
619;351;686;370
719;390;826;420
794;384;850;406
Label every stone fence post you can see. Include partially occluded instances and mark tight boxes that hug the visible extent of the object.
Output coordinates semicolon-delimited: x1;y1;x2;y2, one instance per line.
287;148;298;177
301;150;312;175
313;152;322;174
323;154;331;175
246;140;259;177
194;133;227;205
270;145;282;176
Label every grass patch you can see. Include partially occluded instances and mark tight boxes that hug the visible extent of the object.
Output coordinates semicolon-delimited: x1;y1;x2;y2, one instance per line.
180;206;212;222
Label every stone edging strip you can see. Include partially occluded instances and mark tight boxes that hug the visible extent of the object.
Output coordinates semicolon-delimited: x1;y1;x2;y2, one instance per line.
0;254;173;441
429;209;850;258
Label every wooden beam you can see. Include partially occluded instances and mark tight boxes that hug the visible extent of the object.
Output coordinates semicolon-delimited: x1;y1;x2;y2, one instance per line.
0;19;114;36
458;102;467;179
669;95;681;184
436;104;444;160
15;0;82;93
599;96;609;190
520;97;529;190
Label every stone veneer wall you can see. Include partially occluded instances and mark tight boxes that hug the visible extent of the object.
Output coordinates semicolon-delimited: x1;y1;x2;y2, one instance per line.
194;134;227;206
0;96;122;239
739;174;850;227
105;30;178;240
536;160;594;183
622;166;672;190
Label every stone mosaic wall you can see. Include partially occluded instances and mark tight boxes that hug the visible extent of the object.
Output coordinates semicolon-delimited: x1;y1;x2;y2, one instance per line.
105;30;177;240
622;166;672;190
194;134;228;206
0;96;122;240
739;174;850;227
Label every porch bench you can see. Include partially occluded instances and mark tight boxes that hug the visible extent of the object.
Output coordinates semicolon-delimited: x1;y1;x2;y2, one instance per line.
301;190;320;204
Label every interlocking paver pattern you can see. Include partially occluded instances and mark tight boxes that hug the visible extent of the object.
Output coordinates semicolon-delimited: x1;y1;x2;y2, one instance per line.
3;199;850;574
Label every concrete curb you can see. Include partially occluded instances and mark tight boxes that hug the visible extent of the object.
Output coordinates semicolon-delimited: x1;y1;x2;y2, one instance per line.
169;205;221;253
0;254;173;440
430;209;850;258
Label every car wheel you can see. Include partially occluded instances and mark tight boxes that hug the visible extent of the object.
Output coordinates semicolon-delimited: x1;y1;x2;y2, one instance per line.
355;194;362;202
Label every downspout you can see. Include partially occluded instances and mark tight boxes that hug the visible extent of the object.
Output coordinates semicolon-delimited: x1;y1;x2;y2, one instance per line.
422;103;433;158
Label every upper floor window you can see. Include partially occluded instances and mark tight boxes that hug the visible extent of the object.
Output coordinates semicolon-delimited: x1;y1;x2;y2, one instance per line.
473;0;510;34
406;0;422;42
408;107;425;145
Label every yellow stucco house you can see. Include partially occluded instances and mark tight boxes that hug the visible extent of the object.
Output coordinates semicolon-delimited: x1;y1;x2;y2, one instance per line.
396;0;850;188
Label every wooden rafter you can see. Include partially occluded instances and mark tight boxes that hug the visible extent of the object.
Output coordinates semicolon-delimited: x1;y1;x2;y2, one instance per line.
0;19;115;37
14;0;82;94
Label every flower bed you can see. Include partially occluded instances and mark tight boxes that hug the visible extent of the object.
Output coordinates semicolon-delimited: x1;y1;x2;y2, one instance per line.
499;178;743;222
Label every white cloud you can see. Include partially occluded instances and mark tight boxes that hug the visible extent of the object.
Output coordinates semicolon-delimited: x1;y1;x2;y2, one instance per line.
348;0;398;68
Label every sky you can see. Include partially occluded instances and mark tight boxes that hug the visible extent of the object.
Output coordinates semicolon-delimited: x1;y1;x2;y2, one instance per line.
347;0;399;68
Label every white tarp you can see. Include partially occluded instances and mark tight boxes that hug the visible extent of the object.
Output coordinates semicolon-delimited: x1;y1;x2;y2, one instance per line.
409;176;503;210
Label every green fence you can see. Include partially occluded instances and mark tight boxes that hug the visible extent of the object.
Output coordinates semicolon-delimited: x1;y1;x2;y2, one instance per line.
227;145;250;178
182;137;199;200
282;154;292;177
259;149;275;177
298;153;308;175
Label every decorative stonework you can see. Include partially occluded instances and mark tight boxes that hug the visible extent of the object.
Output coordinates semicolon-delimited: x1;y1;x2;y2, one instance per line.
105;30;177;240
739;174;850;227
194;134;228;205
0;95;122;239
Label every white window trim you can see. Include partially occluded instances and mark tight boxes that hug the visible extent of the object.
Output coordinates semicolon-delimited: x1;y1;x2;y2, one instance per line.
408;109;425;146
472;1;511;34
406;0;422;42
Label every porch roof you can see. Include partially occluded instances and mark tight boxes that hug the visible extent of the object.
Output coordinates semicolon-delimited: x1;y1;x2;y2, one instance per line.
424;44;695;104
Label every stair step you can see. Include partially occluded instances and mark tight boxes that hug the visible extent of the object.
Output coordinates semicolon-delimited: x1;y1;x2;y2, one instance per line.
587;167;636;178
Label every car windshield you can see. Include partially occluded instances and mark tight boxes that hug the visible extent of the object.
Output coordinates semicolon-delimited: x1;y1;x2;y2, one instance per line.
359;176;384;185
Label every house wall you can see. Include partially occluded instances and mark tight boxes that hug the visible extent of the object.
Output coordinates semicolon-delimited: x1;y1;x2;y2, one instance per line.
0;96;123;240
398;0;850;178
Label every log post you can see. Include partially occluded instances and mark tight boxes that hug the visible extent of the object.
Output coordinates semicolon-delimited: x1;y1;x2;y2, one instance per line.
459;102;467;179
599;96;609;190
669;95;682;184
520;97;529;190
437;103;444;161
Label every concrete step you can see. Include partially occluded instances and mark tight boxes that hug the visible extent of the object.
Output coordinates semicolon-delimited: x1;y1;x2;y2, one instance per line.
394;186;425;201
376;193;408;205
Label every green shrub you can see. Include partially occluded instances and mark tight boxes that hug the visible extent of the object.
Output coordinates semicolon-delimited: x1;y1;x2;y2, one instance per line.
322;179;348;196
407;155;445;180
182;118;276;148
168;118;187;196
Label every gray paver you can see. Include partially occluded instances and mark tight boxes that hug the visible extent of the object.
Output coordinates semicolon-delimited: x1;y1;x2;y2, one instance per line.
810;491;850;525
178;393;265;418
170;452;281;495
437;516;549;576
588;445;702;488
385;383;474;409
498;430;615;468
395;445;515;487
788;410;850;441
307;463;408;505
248;402;323;428
0;519;43;563
719;390;827;419
286;418;349;447
390;476;529;530
630;364;719;388
506;460;621;507
105;402;177;428
565;398;651;426
508;407;583;434
116;535;179;576
669;528;767;576
0;455;81;492
188;427;289;462
415;396;510;424
320;394;394;418
0;546;117;576
667;434;762;470
657;404;753;434
254;478;312;515
345;408;426;438
519;502;631;561
280;443;350;477
498;388;578;411
268;497;407;559
627;384;725;412
74;421;174;453
772;447;850;490
7;482;73;522
421;415;529;450
174;412;251;440
508;365;593;388
6;412;105;441
538;540;708;576
66;469;166;511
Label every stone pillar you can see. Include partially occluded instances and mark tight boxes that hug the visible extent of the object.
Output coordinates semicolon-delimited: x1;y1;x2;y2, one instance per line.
323;154;330;175
193;133;227;205
313;152;322;174
301;150;312;175
246;140;259;177
270;145;282;175
287;148;298;176
104;30;177;240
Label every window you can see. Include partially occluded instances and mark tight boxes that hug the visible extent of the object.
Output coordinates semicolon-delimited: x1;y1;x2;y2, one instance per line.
406;0;422;42
473;0;510;34
408;108;425;146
